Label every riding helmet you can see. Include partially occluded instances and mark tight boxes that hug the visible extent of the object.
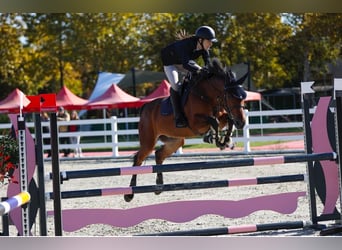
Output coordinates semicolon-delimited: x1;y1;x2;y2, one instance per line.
195;26;217;42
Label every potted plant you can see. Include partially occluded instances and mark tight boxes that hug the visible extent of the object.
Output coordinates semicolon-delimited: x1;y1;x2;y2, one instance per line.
0;134;19;184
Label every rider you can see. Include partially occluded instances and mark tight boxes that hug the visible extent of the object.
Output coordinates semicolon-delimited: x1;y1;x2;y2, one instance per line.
161;25;217;128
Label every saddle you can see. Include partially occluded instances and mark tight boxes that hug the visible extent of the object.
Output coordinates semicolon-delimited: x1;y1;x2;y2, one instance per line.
160;77;192;116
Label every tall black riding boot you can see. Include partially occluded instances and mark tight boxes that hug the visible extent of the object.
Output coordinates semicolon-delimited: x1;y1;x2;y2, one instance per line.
170;88;187;128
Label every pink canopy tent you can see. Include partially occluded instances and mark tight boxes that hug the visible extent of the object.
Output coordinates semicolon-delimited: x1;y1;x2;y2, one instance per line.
56;85;88;110
0;88;30;114
85;84;140;110
246;90;261;102
136;79;171;106
143;80;171;101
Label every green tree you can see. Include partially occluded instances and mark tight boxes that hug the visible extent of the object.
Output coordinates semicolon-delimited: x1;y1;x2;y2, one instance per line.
220;13;293;89
281;13;342;86
22;13;76;94
0;13;28;98
2;13;342;101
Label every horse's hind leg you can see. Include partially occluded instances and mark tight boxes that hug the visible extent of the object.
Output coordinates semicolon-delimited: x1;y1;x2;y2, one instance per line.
154;136;184;195
124;136;156;202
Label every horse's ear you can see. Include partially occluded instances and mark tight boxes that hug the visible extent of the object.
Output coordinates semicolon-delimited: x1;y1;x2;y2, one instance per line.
227;69;237;84
235;71;249;85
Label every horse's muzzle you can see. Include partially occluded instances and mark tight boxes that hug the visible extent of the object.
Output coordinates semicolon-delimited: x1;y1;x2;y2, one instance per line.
234;119;245;129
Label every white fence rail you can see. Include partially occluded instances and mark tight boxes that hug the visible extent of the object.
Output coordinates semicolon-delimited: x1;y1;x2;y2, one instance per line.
0;109;305;157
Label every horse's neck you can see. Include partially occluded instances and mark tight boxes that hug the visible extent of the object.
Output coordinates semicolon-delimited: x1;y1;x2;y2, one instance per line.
188;77;224;104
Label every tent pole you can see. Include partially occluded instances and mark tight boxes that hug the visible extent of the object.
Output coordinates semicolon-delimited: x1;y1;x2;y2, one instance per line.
132;67;136;97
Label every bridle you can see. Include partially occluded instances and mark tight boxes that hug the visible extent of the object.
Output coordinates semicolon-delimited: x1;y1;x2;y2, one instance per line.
223;85;246;121
209;72;246;124
189;66;247;125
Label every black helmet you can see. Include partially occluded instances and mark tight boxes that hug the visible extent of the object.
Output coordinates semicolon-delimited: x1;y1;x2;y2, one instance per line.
195;26;217;42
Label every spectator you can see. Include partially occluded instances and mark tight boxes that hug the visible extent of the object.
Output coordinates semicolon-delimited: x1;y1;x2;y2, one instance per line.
57;106;71;157
69;110;83;157
41;112;51;157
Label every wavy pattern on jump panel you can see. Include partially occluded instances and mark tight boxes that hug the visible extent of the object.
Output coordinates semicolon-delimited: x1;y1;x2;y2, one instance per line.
311;96;340;214
48;191;306;232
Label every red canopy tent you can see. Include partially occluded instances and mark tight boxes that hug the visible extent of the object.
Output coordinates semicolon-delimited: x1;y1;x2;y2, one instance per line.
246;90;261;102
85;84;140;110
136;79;171;106
0;88;30;114
56;85;88;110
143;80;170;101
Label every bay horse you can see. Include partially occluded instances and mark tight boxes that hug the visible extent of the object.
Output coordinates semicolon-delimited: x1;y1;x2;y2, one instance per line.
124;58;247;202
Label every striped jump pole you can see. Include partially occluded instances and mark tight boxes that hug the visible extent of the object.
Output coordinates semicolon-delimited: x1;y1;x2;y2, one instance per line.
49;152;336;181
46;174;306;200
139;220;313;236
0;192;31;216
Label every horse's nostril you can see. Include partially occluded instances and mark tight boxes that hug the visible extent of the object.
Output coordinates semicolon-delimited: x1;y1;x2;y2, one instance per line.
234;120;245;129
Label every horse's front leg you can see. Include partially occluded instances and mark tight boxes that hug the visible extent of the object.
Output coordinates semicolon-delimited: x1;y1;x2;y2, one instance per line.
203;116;220;145
216;118;236;150
202;116;235;150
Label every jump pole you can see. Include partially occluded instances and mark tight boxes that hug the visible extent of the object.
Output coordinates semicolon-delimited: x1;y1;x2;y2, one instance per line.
47;152;335;181
46;173;305;200
139;220;312;236
0;191;31;216
1;191;31;235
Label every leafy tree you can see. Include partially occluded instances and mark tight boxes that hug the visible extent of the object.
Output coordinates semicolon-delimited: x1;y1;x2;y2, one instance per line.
220;13;293;89
22;13;76;94
1;13;342;101
0;13;28;98
281;13;342;86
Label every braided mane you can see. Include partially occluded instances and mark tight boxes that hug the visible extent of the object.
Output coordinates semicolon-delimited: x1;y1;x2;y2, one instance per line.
208;58;226;77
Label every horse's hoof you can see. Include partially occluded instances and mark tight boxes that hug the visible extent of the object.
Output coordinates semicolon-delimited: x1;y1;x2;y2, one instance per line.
228;142;236;150
124;194;134;202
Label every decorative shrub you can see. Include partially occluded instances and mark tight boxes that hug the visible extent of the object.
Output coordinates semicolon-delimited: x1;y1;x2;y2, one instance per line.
0;134;19;184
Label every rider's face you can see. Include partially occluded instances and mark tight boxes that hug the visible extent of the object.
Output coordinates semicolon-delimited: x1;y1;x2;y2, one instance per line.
202;39;213;50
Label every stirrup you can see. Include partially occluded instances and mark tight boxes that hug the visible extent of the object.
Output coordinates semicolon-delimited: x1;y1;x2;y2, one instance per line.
175;116;187;128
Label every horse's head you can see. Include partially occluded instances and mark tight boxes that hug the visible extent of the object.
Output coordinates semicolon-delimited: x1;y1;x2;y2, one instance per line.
207;58;247;129
224;78;247;129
